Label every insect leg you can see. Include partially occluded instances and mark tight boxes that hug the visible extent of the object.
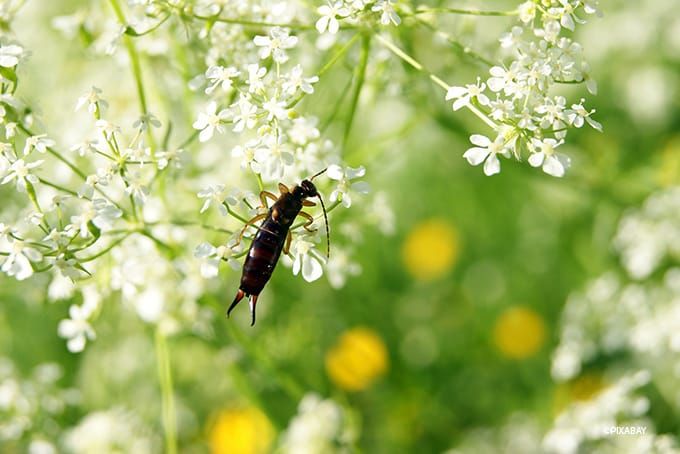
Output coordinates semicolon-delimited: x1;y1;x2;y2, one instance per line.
283;231;293;255
278;183;290;194
249;294;259;326
227;289;246;318
297;211;317;232
233;213;268;247
259;191;278;208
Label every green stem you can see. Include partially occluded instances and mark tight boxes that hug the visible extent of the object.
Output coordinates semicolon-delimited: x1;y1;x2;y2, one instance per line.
374;34;497;130
109;0;157;153
155;329;178;454
343;34;371;149
413;7;518;17
190;12;316;30
38;178;79;197
78;234;129;262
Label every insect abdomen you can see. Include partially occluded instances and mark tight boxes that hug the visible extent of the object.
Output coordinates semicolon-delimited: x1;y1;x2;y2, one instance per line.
239;218;287;295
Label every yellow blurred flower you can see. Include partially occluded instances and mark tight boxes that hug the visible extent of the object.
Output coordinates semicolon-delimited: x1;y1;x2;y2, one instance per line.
208;406;274;454
657;136;680;187
553;373;606;414
493;306;546;359
325;327;389;392
402;219;459;281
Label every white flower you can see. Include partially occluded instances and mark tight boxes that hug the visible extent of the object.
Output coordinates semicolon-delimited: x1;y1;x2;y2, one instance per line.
123;172;149;204
0;44;23;67
255;133;294;181
445;78;490;111
283;64;319;96
245;64;267;93
204;65;240;94
75;86;108;115
94;120;120;140
70;198;122;238
1;240;42;280
1;158;43;192
565;100;602;131
197;184;228;215
327;164;370;207
132;113;161;131
193;101;230;142
253;27;298;64
517;1;536;23
23;134;55;155
325;247;361;289
535;96;567;130
372;0;401;26
194;242;240;278
291;237;325;282
462;134;511;176
232;139;263;174
316;2;350;34
57;303;97;352
529;138;569;177
262;97;288;121
231;96;258;132
70;139;100;157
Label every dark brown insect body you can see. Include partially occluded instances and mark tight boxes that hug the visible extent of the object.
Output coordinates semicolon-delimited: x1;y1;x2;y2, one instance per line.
228;175;329;325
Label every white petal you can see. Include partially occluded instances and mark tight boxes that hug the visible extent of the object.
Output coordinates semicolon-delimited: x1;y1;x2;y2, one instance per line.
351;181;370;194
67;335;86;353
452;97;468;111
302;255;323;282
469;134;491;147
542;155;565;177
194;242;216;258
463;147;490;166
483;154;501;176
316;16;329;33
528;152;545;168
326;164;344;180
445;86;466;100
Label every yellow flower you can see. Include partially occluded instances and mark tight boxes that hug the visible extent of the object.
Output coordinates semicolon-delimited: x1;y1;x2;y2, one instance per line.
402;219;459;281
325;327;388;391
208;406;274;454
657;136;680;187
493;306;546;359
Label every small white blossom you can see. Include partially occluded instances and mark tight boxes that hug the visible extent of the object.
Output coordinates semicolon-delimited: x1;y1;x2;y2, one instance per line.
23;134;55;155
566;100;602;131
462;134;511;176
1;240;42;281
253;27;298;64
204;65;240;95
75;86;108;115
327;164;370;208
283;64;319;96
445;78;490;111
193;101;230;142
132;113;161;131
529;138;569;177
95;120;121;140
372;0;401;26
245;64;267;93
194;241;240;278
255;133;294;181
291;237;325;282
232;139;263;173
1;158;43;192
197;184;228;215
0;44;23;67
316;2;350;34
231;96;258;132
57;303;97;353
70;198;123;238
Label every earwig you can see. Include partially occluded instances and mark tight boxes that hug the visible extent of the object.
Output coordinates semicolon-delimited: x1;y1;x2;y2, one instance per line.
228;169;330;325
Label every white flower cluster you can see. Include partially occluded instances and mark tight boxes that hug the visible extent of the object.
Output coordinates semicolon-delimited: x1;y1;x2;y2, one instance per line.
449;0;602;177
552;187;680;383
279;393;356;454
543;371;673;454
316;0;401;34
191;26;384;285
64;407;155;454
0;359;78;449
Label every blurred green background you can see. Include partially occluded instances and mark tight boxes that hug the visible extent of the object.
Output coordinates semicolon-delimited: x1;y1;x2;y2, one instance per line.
1;0;680;453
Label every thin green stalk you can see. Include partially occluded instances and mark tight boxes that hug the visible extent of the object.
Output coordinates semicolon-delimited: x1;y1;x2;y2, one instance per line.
374;34;498;130
78;235;129;262
155;329;178;454
190;13;316;30
343;33;371;148
109;0;157;153
413;7;518;17
37;178;79;197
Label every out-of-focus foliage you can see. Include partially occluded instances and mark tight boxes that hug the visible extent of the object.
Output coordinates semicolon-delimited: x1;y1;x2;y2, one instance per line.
1;0;680;453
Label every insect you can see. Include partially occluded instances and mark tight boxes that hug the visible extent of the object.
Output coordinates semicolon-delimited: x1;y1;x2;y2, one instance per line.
228;169;330;325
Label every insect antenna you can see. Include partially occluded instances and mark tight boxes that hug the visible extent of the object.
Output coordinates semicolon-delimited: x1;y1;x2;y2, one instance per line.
317;193;330;259
309;167;328;181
